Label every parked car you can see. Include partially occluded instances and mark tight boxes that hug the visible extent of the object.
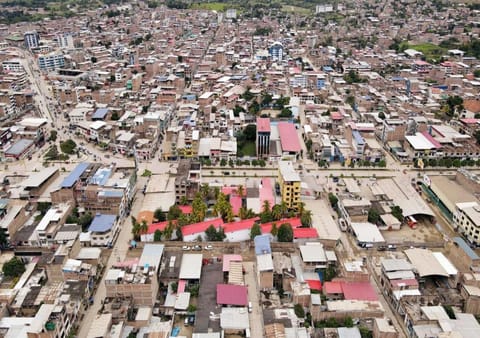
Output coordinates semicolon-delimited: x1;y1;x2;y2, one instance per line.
192;245;202;251
182;246;191;251
205;244;213;250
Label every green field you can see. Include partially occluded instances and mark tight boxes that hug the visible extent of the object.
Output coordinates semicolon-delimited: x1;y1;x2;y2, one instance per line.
408;43;447;62
281;5;311;15
190;2;231;11
240;142;256;157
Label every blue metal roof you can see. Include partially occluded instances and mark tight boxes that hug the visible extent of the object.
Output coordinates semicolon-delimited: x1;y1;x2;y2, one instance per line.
61;162;90;188
89;167;111;186
92;108;109;120
254;234;271;255
88;214;116;232
453;237;479;260
352;130;365;145
100;190;123;198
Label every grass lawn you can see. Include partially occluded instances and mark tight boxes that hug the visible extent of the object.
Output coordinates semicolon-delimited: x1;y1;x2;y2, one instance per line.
281;5;311;15
190;2;230;11
408;43;447;62
240;142;256;157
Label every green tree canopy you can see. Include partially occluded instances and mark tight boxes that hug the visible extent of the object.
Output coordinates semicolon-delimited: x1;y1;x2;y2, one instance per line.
250;223;261;239
277;223;293;242
60;139;77;154
3;257;25;277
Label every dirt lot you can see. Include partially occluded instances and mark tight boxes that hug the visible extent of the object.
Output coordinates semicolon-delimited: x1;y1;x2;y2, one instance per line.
381;219;444;246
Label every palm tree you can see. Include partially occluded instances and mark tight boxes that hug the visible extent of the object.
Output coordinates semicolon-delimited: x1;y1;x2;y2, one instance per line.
140;220;149;235
297;202;306;217
132;221;141;240
239;206;248;220
279;201;288;219
200;183;210;199
164;220;174;240
236;184;245;197
180;196;188;205
262;200;271;214
300;210;313;227
272;204;282;221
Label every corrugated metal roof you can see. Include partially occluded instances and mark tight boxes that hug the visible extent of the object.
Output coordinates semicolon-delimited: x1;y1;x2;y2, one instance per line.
61;162;89;188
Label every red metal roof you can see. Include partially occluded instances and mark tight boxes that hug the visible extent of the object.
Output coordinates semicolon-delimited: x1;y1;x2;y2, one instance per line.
222;186;246;197
147;220;173;234
178;280;186;293
293;228;318;239
222;254;243;272
306;280;322;291
278;122;301;153
230;195;242;216
259;178;274;210
179;205;193;214
421;131;442;149
223;217;259;233
330;111;343;120
257;117;271;133
217;284;248;306
324;281;343;294
261;217;303;234
460;118;479;125
390;279;418;288
341;282;378;301
181;218;224;236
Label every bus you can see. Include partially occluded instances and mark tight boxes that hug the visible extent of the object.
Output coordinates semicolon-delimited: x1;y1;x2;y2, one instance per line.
406;216;417;229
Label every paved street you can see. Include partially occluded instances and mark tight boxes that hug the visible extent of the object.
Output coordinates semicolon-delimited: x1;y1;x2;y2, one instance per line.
77;178;146;338
244;261;264;338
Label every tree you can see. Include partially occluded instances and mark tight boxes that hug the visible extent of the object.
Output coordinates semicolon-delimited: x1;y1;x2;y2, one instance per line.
3;257;25;277
78;213;93;231
192;193;207;222
90;56;97;63
154;229;162;241
378;111;386;120
111;112;120;120
328;193;339;208
300;210;313;227
368;208;380;224
270;223;278;236
44;145;60;161
277;223;293;242
49;130;57;142
294;304;305;318
200;183;210;199
213;193;233;222
250;223;261;239
391;205;403;221
220;158;227;167
132;218;141;240
272;204;282;221
154;208;166;222
164;220;175;240
167;205;181;220
205;225;226;241
60;139;77;154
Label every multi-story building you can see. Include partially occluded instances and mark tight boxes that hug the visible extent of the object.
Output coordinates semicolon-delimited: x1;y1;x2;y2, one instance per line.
2;59;24;73
256;117;270;159
57;33;74;49
278;161;301;210
24;31;39;49
454;202;480;246
105;244;164;305
269;42;284;61
38;52;65;71
380;119;407;143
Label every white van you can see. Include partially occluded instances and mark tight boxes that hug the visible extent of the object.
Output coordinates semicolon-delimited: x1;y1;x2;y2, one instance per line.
248;302;252;313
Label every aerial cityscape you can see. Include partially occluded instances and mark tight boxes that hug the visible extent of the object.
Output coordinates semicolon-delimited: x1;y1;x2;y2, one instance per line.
0;0;480;337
